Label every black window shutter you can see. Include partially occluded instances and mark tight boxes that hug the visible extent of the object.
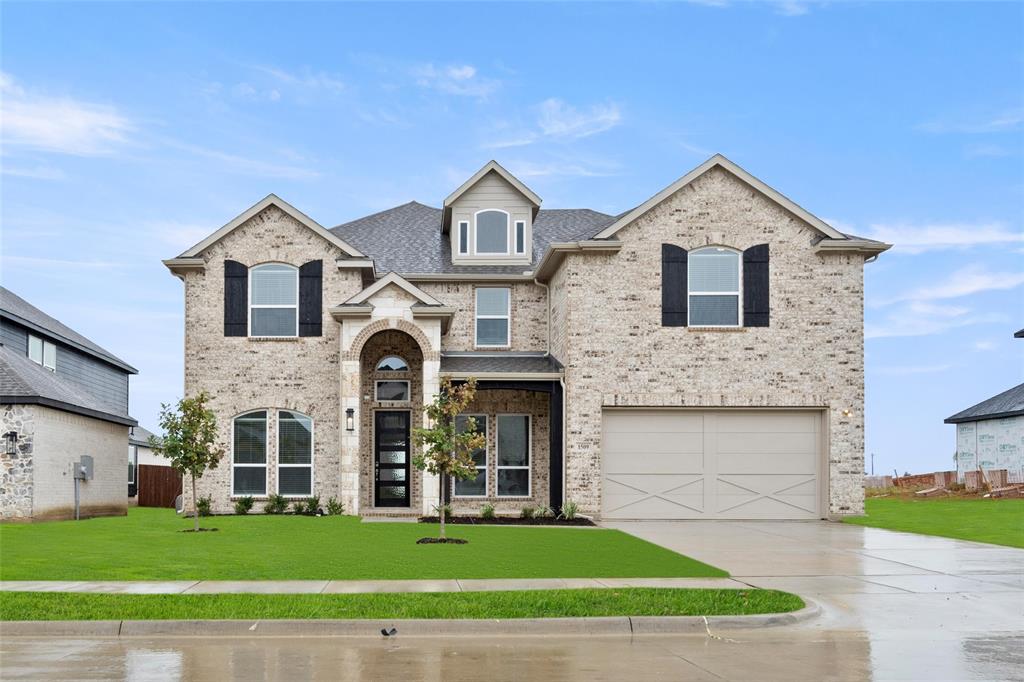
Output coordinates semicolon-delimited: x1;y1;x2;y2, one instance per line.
299;260;323;337
224;260;248;337
743;244;770;327
661;244;688;327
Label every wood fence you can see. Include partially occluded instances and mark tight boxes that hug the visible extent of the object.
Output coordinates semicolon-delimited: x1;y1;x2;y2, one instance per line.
137;465;182;508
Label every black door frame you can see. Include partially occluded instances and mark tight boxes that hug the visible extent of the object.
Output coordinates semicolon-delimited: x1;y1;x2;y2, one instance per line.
374;410;411;507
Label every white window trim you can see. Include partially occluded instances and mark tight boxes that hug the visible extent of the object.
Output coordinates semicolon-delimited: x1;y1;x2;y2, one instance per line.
453;414;488;498
514;220;526;255
277;410;314;499
458;221;470;255
248;263;299;338
474;287;511;348
28;334;56;371
687;247;743;328
375;380;411;402
128;445;137;485
473;209;512;256
231;411;268;497
496;414;531;498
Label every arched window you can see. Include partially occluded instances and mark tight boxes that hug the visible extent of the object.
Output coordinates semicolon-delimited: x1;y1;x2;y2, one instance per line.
376;355;409;372
688;247;741;327
475;210;509;254
278;411;313;497
250;263;298;337
233;411;267;496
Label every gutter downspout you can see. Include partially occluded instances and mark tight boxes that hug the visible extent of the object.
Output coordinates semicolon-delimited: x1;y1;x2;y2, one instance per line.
535;274;567;510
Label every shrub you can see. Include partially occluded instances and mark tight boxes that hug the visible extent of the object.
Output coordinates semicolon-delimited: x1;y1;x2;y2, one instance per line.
292;499;307;515
196;495;213;517
559;499;580;521
534;505;553;519
326;497;345;515
520;506;535;520
264;494;288;514
480;503;496;520
305;495;321;515
233;496;254;515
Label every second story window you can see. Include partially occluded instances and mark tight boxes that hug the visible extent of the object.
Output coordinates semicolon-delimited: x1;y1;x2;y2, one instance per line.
458;221;470;255
515;221;526;255
28;335;56;371
475;210;509;255
475;287;510;347
250;263;298;337
688;247;741;327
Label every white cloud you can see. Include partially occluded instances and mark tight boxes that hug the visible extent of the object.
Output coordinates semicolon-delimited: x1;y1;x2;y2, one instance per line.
864;222;1024;253
965;143;1012;158
255;66;345;93
537;99;622;140
973;340;996;351
412;63;499;98
1;164;66;180
866;305;1006;339
3;255;127;269
506;161;619;178
167;141;320;180
149;221;216;251
879;265;1024;305
774;1;810;16
918;108;1024;134
0;72;134;156
874;364;952;376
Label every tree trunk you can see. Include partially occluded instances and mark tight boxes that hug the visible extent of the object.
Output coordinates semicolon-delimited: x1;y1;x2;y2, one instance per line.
439;472;446;540
191;475;199;532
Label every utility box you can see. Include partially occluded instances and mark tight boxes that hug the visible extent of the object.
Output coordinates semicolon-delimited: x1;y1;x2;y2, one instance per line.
73;455;94;481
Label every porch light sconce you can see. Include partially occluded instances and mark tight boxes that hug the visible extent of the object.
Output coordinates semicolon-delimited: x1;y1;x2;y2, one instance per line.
841;409;853;418
345;409;355;432
3;431;17;456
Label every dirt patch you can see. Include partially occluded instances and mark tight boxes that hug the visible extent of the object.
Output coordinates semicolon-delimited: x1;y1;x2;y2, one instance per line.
179;527;219;533
416;537;468;544
420;516;595;527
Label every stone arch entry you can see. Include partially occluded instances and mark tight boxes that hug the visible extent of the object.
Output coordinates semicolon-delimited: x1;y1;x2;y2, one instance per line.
345;318;438;363
358;328;427;513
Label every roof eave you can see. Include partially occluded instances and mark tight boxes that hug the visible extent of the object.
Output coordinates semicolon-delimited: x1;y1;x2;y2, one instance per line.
163;257;206;280
533;240;624;282
944;409;1024;424
0;311;138;374
328;305;373;322
439;371;564;381
1;395;137;427
813;240;893;257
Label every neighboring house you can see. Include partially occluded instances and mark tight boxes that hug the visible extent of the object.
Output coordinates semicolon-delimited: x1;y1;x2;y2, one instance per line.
128;425;164;498
945;331;1024;484
0;287;138;521
164;154;889;520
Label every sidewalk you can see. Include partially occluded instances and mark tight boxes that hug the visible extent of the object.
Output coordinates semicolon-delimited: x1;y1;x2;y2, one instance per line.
0;577;749;595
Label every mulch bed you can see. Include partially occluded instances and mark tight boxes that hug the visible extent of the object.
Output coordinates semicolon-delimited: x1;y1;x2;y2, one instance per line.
419;516;595;527
416;537;468;544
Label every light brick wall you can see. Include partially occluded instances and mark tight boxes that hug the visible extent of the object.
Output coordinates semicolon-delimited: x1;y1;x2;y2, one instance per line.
182;206;363;513
418;281;548;352
29;406;128;520
555;167;866;517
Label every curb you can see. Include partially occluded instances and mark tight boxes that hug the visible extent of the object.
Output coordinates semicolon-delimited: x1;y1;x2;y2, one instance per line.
0;601;819;638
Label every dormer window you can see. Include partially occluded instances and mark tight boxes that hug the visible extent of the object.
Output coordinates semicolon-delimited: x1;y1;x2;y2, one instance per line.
475;210;510;254
515;221;526;255
458;222;470;255
28;334;56;371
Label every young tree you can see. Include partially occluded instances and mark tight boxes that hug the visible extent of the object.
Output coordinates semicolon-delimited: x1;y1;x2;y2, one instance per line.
150;391;225;532
412;377;486;541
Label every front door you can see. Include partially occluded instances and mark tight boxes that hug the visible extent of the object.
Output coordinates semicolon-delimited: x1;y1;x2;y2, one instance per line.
374;411;411;507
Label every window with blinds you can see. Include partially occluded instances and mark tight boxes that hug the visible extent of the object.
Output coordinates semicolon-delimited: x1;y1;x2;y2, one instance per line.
233;411;267;495
249;263;298;337
688;247;741;326
278;411;313;497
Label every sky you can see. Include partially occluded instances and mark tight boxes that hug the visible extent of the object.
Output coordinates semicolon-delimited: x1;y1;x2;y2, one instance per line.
1;1;1021;477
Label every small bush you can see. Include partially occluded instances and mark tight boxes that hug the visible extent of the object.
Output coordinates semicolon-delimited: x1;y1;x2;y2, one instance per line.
264;494;288;514
534;505;553;519
196;495;213;517
291;499;307;515
559;499;580;520
520;506;535;520
326;497;345;515
480;503;496;520
439;503;453;520
233;496;254;515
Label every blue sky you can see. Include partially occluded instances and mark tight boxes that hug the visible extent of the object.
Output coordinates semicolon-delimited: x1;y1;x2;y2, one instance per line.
1;1;1021;476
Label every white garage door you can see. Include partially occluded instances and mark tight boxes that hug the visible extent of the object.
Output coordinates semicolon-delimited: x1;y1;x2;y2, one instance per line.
601;410;822;520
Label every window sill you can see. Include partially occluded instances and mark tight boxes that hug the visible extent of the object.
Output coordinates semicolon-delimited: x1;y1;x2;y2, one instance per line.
248;336;300;342
687;327;747;333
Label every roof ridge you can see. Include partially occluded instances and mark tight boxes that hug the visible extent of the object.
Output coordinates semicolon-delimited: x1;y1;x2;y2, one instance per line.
332;201;440;231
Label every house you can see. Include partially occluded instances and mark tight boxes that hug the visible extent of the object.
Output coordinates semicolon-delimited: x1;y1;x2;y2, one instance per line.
945;331;1024;484
128;425;178;505
163;154;890;520
0;287;138;521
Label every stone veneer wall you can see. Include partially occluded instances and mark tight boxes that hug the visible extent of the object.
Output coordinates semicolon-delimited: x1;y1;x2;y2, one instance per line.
358;329;424;512
557;167;866;517
418;281;548;352
182;206;363;513
0;404;35;520
449;388;550;515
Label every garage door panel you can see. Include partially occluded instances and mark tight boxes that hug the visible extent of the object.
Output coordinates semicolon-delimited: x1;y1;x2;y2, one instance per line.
602;409;822;520
603;431;703;456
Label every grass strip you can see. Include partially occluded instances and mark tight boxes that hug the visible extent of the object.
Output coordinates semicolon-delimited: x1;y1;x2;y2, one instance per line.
0;589;803;621
844;497;1024;549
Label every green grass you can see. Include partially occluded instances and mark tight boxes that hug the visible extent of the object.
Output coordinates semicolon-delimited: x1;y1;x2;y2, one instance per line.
0;508;725;580
844;496;1024;548
0;589;802;621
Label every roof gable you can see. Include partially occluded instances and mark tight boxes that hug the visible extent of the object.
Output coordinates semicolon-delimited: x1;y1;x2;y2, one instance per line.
344;272;442;306
442;161;542;233
945;382;1024;424
179;194;364;259
592;154;847;241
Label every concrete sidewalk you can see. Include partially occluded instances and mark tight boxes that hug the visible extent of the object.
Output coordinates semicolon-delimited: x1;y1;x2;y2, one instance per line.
0;577;749;595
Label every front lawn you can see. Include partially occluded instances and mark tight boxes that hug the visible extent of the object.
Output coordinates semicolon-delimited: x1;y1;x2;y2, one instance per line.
0;588;801;621
844;496;1024;548
0;508;725;580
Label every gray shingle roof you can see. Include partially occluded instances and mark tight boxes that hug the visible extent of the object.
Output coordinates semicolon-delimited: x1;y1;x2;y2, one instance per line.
0;287;137;373
130;425;162;447
0;344;136;426
330;202;615;275
944;383;1024;424
440;352;563;375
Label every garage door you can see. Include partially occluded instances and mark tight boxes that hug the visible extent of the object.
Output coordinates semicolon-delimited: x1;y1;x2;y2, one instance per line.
601;410;822;520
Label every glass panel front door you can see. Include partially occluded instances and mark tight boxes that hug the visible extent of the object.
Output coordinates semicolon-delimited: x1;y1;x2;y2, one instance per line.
374;411;410;507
